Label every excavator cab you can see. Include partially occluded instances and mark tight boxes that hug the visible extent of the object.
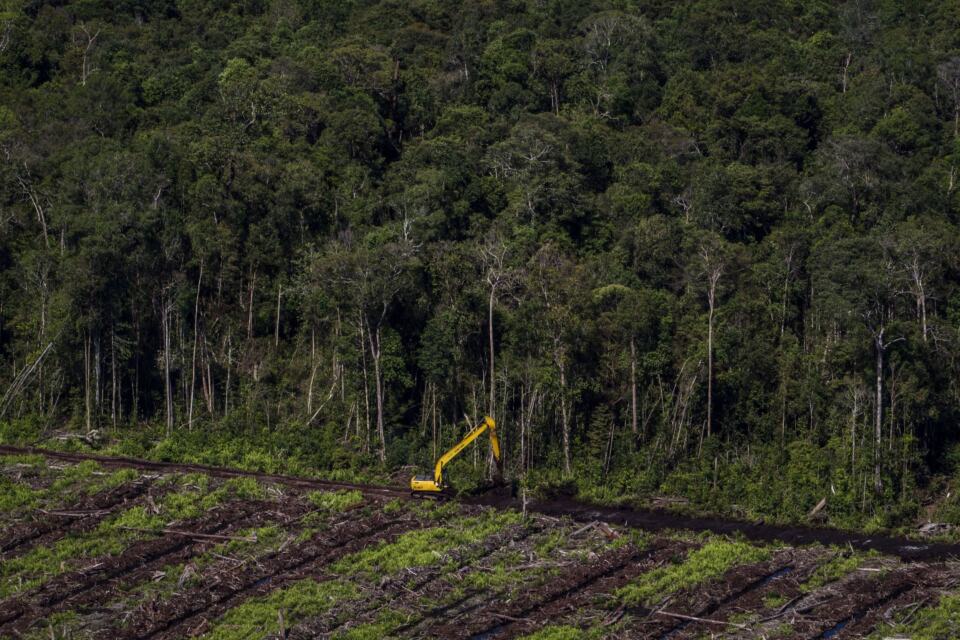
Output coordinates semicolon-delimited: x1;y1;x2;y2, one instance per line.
410;416;500;497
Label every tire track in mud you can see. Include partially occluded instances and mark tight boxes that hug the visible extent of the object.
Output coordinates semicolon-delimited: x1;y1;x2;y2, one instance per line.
1;478;154;559
52;499;318;627
831;565;960;639
8;444;960;561
617;548;799;639
123;511;424;640
491;539;696;639
783;565;929;639
421;542;645;639
0;500;262;636
666;547;831;640
291;520;551;639
0;445;410;500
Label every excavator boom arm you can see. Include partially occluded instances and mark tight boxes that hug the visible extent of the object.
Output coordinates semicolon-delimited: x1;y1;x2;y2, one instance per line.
433;416;499;486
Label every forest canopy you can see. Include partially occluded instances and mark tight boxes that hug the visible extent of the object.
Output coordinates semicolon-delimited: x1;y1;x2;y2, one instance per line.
3;0;960;528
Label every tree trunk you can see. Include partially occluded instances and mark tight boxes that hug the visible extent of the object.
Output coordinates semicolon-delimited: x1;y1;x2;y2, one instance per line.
358;313;371;454
274;283;282;347
630;336;638;436
247;270;256;340
84;329;92;434
706;287;715;439
557;344;571;475
188;262;203;431
369;323;386;463
488;286;496;418
874;329;884;494
162;300;174;437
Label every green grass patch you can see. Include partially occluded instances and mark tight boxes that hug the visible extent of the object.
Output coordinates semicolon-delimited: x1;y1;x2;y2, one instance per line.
306;489;364;513
333;609;412;639
615;539;771;607
199;578;356;640
763;592;789;609
868;593;960;639
0;471;256;597
0;475;42;512
517;626;598;640
331;510;522;576
800;552;866;592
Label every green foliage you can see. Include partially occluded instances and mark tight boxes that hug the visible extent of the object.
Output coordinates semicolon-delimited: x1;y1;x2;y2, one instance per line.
333;609;412;640
2;0;960;534
331;510;522;576
0;470;252;597
870;594;960;639
517;626;588;640
199;578;356;640
615;540;771;606
800;552;868;591
306;490;364;513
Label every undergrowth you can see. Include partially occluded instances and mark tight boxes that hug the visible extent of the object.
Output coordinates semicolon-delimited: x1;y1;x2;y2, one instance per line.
615;539;771;606
199;578;356;640
800;551;872;592
0;473;262;598
331;510;522;576
868;593;960;639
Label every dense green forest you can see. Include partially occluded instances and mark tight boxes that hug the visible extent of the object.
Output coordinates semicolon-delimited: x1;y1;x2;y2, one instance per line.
3;0;960;529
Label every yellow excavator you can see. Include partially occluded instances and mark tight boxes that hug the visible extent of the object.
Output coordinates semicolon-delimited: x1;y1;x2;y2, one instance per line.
410;416;500;496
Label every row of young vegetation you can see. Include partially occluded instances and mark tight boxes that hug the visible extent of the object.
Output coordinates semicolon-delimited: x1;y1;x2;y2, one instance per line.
5;455;959;639
4;0;960;529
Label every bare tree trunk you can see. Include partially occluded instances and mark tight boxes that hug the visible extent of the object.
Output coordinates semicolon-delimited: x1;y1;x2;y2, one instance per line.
188;262;203;431
274;283;282;347
367;321;386;463
84;329;92;433
247;270;256;340
706;289;715;440
358;313;371;454
111;326;117;427
225;333;232;415
874;329;884;494
558;348;571;475
488;286;497;418
307;327;317;415
630;336;638;436
162;299;174;437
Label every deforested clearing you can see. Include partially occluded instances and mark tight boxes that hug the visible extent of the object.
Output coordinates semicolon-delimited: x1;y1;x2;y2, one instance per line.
2;454;959;640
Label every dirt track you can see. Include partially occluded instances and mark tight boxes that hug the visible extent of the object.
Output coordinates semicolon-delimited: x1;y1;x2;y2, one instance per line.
3;448;960;639
4;444;958;561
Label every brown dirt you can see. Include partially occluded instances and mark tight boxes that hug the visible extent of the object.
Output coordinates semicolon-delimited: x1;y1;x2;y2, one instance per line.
787;563;960;639
0;477;153;559
8;445;960;561
494;539;697;639
421;542;643;638
612;548;799;639
119;511;424;640
781;565;924;639
667;547;832;639
0;499;261;637
290;519;551;639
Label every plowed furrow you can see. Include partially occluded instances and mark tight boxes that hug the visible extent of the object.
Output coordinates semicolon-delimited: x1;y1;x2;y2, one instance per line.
1;479;153;558
0;500;260;636
294;521;549;639
668;547;830;639
786;568;920;639
125;513;421;640
423;543;642;639
622;549;796;639
496;540;695;639
61;499;315;614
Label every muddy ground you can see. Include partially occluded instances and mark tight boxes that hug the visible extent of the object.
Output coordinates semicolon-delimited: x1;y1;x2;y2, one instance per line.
2;448;960;639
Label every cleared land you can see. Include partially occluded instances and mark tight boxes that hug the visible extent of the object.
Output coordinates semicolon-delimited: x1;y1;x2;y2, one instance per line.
1;451;959;639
